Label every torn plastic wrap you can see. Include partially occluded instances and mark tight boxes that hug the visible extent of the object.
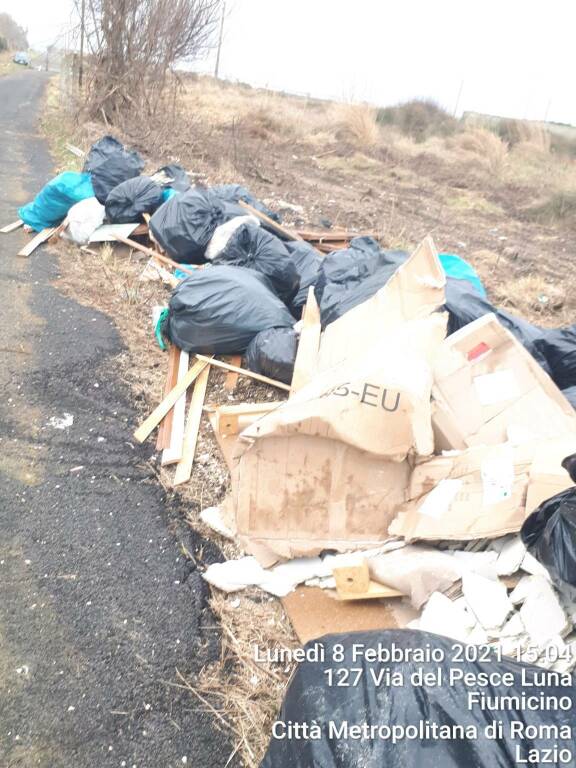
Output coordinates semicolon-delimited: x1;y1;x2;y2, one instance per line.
166;265;294;354
105;177;164;223
261;629;576;768
149;187;227;263
154;164;190;192
213;223;300;304
84;136;145;204
244;327;298;384
522;484;576;598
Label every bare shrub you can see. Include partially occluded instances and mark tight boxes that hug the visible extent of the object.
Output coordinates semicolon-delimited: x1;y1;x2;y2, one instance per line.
334;103;380;147
452;128;508;176
377;99;458;141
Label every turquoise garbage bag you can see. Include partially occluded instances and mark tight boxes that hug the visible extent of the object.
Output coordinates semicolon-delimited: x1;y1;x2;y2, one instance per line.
439;252;486;297
19;172;95;232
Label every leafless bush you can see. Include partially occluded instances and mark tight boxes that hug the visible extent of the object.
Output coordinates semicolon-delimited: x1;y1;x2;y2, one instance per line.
77;0;222;126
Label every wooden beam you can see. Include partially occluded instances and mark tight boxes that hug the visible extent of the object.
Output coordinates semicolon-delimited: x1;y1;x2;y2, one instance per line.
290;287;321;394
195;354;291;392
223;354;242;392
17;227;58;257
156;345;180;450
173;364;210;486
215;401;282;436
134;358;209;443
1;219;23;234
161;350;190;465
114;235;198;277
238;200;304;242
333;562;403;601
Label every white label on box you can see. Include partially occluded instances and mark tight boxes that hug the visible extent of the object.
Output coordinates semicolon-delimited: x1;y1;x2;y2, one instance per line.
481;445;514;505
418;478;462;519
473;370;520;406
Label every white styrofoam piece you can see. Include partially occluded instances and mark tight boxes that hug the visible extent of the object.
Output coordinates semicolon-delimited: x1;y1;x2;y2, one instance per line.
462;572;513;630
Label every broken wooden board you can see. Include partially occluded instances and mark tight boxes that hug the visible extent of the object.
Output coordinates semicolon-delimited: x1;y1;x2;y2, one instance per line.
1;219;23;234
290;287;321;394
282;586;417;645
161;350;190;465
17;227;57;257
157;345;180;450
216;402;283;436
333;562;403;601
173;364;211;486
238;200;306;243
195;354;291;392
114;234;198;277
65;142;85;158
224;355;242;392
134;358;210;443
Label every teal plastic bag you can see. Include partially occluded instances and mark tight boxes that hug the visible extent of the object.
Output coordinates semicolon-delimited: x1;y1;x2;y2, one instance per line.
19;172;95;231
439;252;486;298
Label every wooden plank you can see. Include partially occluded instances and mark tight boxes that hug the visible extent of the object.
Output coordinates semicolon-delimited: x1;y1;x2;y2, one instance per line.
17;227;57;257
173;365;210;486
1;219;23;234
333;562;403;601
238;200;305;242
161;350;190;465
65;143;85;158
216;402;282;436
290;287;321;394
114;235;198;277
134;358;209;443
156;345;181;450
223;354;242;392
195;354;291;392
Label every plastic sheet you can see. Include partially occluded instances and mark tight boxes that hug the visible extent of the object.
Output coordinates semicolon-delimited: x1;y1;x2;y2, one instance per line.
18;172;95;231
149;187;227;263
213;224;300;305
166;265;294;354
105;177;164;223
244;327;298;384
262;629;576;767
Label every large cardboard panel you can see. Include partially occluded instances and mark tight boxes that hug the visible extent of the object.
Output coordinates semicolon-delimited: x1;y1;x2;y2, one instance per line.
234;434;410;565
432;314;576;450
526;435;576;514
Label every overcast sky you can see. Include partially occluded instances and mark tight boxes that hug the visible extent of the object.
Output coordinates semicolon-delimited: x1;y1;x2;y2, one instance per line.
3;0;575;125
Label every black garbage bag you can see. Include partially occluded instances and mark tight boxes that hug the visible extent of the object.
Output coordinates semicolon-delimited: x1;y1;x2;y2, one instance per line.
154;164;190;192
166;265;294;354
315;237;407;326
84;136;145;204
563;386;576;408
285;241;322;315
214;224;300;305
262;629;576;768
244;327;298;384
104;176;164;223
150;187;227;263
212;183;281;223
522;456;576;596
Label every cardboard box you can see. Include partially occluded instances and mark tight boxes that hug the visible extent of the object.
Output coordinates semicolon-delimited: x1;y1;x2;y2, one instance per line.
432;314;576;450
389;442;536;541
234;434;410;565
526;436;576;514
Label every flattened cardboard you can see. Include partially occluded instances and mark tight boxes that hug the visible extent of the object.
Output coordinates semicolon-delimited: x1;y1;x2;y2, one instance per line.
390;442;536;541
432;314;576;451
282;586;417;644
241;314;447;461
234;434;410;565
526;436;576;514
318;235;446;371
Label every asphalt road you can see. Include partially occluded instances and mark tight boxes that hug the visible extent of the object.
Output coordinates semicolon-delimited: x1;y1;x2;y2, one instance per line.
0;71;231;768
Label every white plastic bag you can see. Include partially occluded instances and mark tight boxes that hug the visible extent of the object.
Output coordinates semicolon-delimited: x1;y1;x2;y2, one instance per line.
65;197;105;245
205;214;260;260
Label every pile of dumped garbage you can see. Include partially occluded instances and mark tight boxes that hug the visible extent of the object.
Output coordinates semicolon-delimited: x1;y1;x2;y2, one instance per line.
9;134;576;764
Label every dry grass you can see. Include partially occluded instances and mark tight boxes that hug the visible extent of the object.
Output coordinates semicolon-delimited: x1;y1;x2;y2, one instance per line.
176;590;298;767
451;128;508;177
333;103;380;147
492;274;567;318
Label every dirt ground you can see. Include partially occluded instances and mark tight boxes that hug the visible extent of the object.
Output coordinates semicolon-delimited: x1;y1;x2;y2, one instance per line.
35;73;576;765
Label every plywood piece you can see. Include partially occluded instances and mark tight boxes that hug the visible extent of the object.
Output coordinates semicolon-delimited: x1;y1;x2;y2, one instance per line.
195;354;291;391
216;402;282;436
290;287;321;394
1;219;23;234
161;350;190;465
134;358;209;443
17;227;57;257
282;586;417;645
156;345;181;450
90;223;139;242
224;355;242;392
173;364;210;486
